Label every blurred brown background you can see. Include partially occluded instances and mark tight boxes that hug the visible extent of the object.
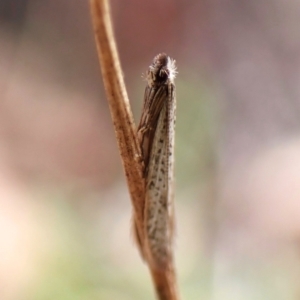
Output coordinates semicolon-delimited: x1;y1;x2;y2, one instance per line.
1;0;300;299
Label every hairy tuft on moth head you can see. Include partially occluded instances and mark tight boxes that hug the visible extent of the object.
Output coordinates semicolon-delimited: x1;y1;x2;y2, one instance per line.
147;53;176;86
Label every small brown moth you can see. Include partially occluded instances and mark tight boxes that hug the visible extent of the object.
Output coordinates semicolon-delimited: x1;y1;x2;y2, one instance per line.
137;53;177;269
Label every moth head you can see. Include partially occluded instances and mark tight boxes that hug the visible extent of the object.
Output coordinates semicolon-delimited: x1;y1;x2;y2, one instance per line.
148;53;177;86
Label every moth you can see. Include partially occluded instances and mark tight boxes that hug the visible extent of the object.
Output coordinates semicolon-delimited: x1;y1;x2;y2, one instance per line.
137;53;177;269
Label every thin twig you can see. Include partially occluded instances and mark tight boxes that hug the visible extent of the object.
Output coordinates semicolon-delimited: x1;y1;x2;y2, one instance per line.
90;0;145;245
90;1;180;299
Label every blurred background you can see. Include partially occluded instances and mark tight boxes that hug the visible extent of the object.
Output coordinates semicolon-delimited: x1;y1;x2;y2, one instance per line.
1;0;300;299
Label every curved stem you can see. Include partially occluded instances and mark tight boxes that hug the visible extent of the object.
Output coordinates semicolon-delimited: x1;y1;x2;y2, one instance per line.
90;1;180;299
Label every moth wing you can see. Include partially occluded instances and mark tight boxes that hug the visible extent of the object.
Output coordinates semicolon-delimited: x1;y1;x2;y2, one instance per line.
144;103;170;267
144;83;176;268
137;86;167;174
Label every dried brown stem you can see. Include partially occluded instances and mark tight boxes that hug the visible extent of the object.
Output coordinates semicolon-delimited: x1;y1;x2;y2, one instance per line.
90;0;145;244
90;0;180;299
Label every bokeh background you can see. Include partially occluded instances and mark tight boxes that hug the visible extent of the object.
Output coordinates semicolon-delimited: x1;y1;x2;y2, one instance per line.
1;0;300;299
